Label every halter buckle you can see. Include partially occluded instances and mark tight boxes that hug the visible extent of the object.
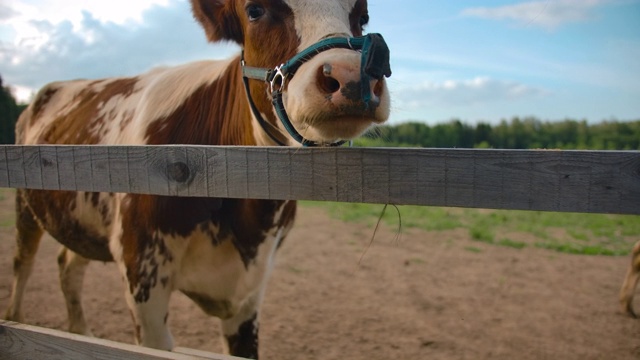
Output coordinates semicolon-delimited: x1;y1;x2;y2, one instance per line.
270;64;288;94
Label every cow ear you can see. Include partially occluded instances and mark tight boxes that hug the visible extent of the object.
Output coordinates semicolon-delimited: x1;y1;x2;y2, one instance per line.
191;0;244;44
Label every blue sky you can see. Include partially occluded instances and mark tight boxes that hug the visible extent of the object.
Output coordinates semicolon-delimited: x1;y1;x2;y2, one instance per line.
1;0;639;124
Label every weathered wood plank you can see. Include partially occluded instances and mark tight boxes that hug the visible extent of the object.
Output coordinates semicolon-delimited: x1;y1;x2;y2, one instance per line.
0;320;243;360
0;145;638;215
0;147;9;188
5;145;26;189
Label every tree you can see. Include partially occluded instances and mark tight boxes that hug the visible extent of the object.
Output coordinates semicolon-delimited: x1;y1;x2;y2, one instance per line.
359;116;640;150
474;122;493;148
0;76;26;144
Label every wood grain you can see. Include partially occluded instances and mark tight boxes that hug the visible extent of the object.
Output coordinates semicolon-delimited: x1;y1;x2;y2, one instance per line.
0;145;638;214
0;320;240;360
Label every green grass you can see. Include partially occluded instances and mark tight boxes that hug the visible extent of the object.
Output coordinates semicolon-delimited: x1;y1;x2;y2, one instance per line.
302;201;639;256
303;201;463;231
470;226;494;244
498;238;527;250
534;242;626;256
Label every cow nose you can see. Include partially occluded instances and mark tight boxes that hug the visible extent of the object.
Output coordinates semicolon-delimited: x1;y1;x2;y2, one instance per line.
316;62;384;106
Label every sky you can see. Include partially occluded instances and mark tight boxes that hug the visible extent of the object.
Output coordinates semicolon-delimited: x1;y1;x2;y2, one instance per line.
1;0;639;125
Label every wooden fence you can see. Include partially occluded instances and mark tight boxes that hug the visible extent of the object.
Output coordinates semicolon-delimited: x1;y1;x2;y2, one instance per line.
1;145;639;214
1;145;639;359
0;320;241;360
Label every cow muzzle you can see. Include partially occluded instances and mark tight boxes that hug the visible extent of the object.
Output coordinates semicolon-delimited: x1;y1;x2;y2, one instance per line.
242;33;392;147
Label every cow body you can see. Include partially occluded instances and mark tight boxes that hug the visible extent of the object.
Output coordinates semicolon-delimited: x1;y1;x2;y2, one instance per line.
620;240;640;318
5;0;390;358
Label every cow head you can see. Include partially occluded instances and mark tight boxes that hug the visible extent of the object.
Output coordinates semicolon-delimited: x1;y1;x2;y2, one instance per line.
191;0;391;146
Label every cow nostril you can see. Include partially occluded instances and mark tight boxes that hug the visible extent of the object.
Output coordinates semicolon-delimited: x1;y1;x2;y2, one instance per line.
324;77;341;94
317;66;341;94
373;80;383;97
317;64;341;94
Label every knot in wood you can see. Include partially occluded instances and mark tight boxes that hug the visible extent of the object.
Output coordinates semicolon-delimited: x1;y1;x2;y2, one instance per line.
167;162;190;183
41;158;53;167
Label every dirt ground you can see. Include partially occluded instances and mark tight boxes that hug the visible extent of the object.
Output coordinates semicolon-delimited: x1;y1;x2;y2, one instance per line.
0;191;638;359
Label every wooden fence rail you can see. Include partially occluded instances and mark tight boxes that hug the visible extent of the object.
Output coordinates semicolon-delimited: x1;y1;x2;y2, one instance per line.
1;145;639;215
0;320;241;360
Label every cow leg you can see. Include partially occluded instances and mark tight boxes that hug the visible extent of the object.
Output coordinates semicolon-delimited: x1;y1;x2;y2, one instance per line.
57;247;93;335
221;293;261;359
5;191;44;322
123;271;174;350
620;240;640;318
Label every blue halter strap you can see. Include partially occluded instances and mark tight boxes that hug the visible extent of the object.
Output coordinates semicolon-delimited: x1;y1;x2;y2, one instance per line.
242;33;391;147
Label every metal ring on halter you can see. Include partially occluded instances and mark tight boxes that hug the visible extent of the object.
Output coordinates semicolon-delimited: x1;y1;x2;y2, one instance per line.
270;65;288;94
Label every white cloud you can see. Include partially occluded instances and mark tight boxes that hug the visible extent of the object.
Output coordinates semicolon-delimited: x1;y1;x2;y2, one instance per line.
0;0;238;101
2;0;170;26
0;3;19;21
462;0;612;30
394;77;549;110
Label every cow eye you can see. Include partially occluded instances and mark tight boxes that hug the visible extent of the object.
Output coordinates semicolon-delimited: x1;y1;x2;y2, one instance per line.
246;4;266;22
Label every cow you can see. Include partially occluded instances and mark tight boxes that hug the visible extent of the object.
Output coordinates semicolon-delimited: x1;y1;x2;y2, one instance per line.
620;240;640;318
3;0;391;358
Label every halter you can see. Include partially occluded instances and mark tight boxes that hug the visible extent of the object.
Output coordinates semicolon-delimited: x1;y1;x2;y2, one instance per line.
241;33;391;147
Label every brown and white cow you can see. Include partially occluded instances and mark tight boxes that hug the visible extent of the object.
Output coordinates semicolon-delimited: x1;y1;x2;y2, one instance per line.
620;240;640;318
4;0;391;358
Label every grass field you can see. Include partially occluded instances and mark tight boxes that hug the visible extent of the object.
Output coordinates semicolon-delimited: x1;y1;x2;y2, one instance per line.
302;201;640;256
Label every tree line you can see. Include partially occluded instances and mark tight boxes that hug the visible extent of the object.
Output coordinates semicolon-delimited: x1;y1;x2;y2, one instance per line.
357;118;640;150
1;78;638;149
0;77;28;144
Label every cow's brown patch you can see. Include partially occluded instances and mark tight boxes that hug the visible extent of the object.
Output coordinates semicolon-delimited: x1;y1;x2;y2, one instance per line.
146;60;254;146
40;78;139;145
190;0;299;134
31;84;60;120
120;194;214;302
219;199;291;267
241;0;298;128
119;110;135;133
85;192;100;208
123;228;174;303
22;190;112;261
